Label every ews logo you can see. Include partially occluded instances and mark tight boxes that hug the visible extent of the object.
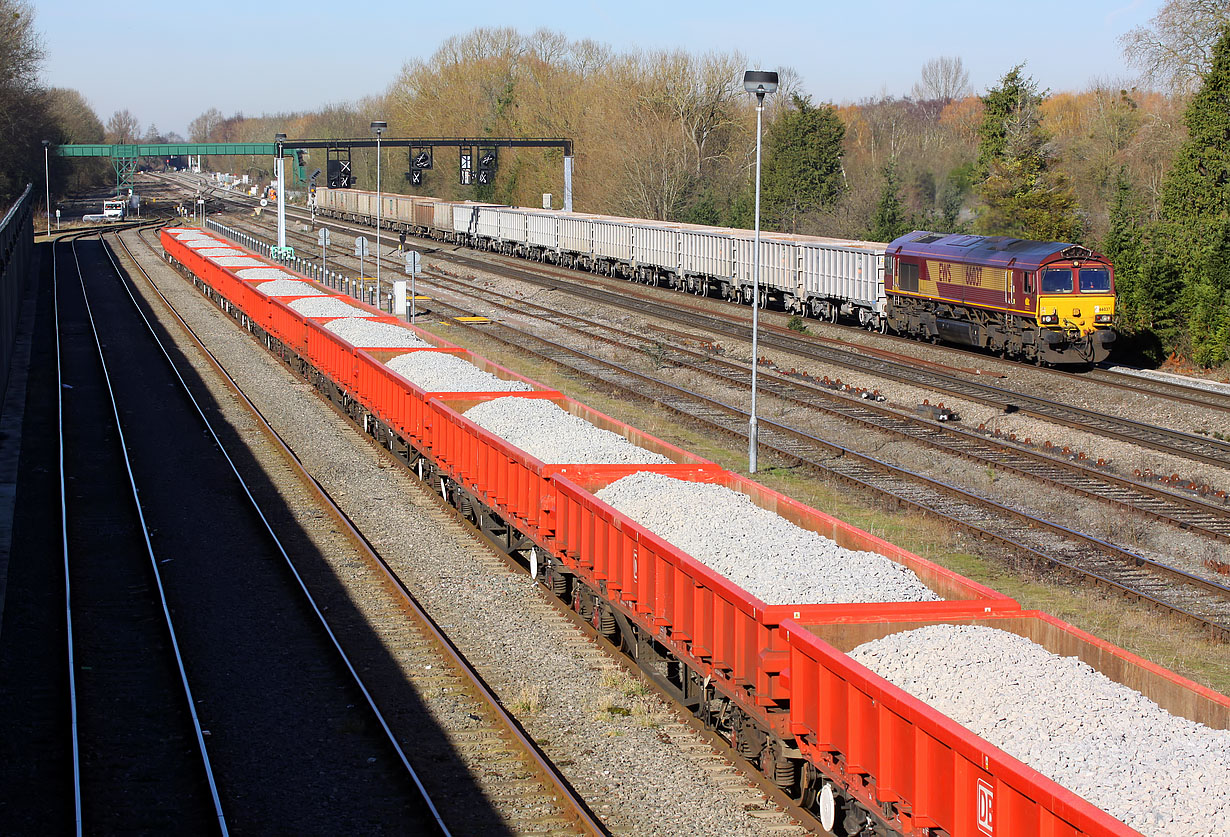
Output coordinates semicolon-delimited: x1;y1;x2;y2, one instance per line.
976;778;994;835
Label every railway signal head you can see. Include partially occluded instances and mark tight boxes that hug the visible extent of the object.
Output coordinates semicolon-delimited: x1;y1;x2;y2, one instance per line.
411;148;433;170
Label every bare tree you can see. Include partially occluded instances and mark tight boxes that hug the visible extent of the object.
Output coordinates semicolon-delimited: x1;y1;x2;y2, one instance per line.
47;88;102;142
0;0;55;202
105;109;140;143
656;49;745;176
912;56;971;103
0;0;42;95
188;108;224;142
1120;0;1230;93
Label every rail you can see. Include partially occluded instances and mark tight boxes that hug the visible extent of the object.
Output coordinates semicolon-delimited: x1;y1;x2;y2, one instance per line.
56;226;227;835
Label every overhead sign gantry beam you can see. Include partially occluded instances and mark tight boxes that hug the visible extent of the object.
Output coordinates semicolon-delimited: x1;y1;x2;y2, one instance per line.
54;142;308;194
53;137;576;208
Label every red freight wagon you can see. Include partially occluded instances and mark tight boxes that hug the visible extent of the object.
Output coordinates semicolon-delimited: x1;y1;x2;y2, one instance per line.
424;393;718;542
783;610;1230;836
549;470;1017;732
161;231;273;323
298;314;444;394
362;348;551;451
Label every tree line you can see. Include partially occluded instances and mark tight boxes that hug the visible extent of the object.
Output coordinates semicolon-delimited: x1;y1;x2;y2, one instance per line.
7;2;1230;367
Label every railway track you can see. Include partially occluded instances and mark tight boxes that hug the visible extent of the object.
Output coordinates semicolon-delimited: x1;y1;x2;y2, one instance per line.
195;174;1230;472
146;175;1230;634
415;284;1230;639
434;246;1230;470
123;225;605;836
206;208;1230;550
376;251;1230;551
54;227;226;835
1081;365;1230;414
70;222;462;833
200;213;1230;642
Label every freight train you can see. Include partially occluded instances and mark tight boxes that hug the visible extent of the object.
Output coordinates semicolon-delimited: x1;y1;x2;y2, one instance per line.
160;227;1225;837
312;188;1117;365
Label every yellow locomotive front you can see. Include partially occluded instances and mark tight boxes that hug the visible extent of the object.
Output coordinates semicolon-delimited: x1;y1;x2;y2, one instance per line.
1035;259;1116;362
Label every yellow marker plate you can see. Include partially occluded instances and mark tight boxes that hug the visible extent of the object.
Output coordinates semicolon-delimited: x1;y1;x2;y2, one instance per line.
453;316;491;323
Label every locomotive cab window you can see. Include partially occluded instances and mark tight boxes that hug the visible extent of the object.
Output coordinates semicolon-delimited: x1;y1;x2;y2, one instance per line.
898;262;919;292
1079;267;1111;292
1041;268;1073;293
1023;272;1034;294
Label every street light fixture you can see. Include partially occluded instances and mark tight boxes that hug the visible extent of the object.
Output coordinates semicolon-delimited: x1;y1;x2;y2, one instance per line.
42;140;50;236
743;69;778;474
371;120;387;309
274;132;287;257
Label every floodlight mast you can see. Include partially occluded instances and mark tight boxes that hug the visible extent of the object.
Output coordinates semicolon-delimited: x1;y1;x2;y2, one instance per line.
275;132;287;251
371;121;387;307
742;70;778;474
42;140;51;235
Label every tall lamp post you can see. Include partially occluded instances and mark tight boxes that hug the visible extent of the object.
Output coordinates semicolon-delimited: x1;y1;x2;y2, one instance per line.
274;132;287;257
371;120;387;308
42;140;50;235
743;69;777;474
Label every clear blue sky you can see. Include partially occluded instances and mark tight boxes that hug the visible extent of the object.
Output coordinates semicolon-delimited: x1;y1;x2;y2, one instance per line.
37;0;1159;138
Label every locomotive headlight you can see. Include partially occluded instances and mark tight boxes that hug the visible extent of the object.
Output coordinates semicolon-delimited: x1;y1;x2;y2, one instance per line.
1095;313;1112;323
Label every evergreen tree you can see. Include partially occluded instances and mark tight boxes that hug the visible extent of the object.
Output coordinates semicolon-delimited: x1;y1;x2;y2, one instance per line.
681;186;721;226
1150;23;1230;365
974;65;1082;241
1136;226;1189;357
1187;218;1230;366
726;188;754;230
869;158;912;241
1101;168;1145;326
760;94;845;232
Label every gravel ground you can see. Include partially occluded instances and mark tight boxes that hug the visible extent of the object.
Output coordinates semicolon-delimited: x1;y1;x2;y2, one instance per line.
237;267;296;281
463;398;673;465
288;296;374;318
386;351;532;393
325;317;430;348
253;279;326;297
849;625;1230;837
596;472;940;605
134;228;804;836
